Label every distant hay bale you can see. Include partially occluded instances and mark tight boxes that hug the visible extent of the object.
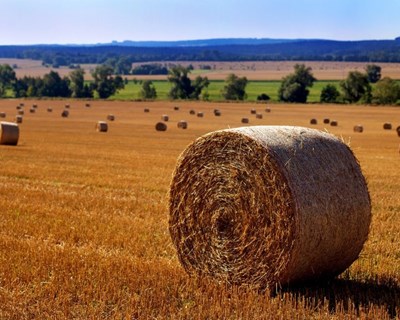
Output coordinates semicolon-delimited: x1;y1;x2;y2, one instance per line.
265;107;271;113
241;118;249;124
177;120;188;129
65;104;70;109
85;103;91;108
15;115;23;124
197;112;204;118
169;126;371;288
383;122;392;130
310;119;317;125
0;112;6;118
96;121;108;132
256;113;263;119
47;107;53;112
0;121;20;146
189;109;196;115
162;115;169;121
32;104;37;109
107;114;115;121
174;106;180;111
18;110;24;115
19;103;25;107
29;108;35;114
61;110;69;118
16;106;22;110
250;109;257;114
353;125;364;133
397;126;400;137
155;122;167;131
144;108;150;113
330;120;338;127
323;118;330;124
214;109;221;116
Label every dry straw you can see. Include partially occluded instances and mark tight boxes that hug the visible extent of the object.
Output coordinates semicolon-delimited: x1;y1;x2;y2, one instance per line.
96;121;108;132
169;126;371;288
0;121;20;146
177;120;188;129
15;115;23;124
383;122;392;130
353;125;364;133
155;122;167;131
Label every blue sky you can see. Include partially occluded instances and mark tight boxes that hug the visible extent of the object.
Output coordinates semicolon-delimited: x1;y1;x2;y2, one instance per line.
1;0;400;45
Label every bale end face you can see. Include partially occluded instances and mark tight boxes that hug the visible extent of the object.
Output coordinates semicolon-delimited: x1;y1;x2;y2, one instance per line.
169;126;371;288
0;121;20;146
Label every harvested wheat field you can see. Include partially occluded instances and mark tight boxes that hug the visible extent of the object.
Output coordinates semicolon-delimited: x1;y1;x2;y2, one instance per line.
0;99;399;319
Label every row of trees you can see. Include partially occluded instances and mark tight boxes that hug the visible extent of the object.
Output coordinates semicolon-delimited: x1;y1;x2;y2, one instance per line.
0;64;125;99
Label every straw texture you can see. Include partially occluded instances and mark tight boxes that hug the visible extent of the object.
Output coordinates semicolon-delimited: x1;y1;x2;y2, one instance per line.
169;126;371;288
0;121;20;146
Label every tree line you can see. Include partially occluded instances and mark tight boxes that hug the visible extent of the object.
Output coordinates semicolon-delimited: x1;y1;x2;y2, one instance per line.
1;62;399;105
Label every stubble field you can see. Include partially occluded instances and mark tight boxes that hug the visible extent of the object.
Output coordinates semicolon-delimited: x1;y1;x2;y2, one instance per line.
0;99;399;319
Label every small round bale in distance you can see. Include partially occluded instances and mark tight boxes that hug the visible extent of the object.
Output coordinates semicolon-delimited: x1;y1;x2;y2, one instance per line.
197;112;204;118
144;108;150;113
96;121;108;132
155;122;167;131
310;118;317;125
15;115;23;124
169;126;371;288
397;126;400;137
0;121;20;146
353;125;364;133
107;114;115;121
214;109;221;116
189;109;196;115
250;109;257;114
323;118;330;124
0;112;6;118
383;122;392;130
256;113;263;119
177;120;188;129
61;110;69;118
241;118;249;124
162;115;169;121
265;107;271;113
330;120;338;127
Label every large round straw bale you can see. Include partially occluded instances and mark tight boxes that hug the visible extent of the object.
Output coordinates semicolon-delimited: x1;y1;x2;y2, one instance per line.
61;110;69;118
0;112;6;118
162;115;169;121
310;118;317;125
323;118;330;124
155;122;167;131
96;121;108;132
383;122;392;130
169;126;371;288
353;125;364;133
397;126;400;137
330;120;338;127
15;115;23;124
241;117;249;124
0;122;20;146
107;114;115;121
177;120;188;129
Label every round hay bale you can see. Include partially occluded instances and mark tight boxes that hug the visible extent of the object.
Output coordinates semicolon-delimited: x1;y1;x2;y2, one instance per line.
29;108;35;114
47;107;53;112
162;115;169;121
85;103;91;108
197;112;204;118
177;120;188;129
330;120;338;127
0;121;20;146
323;118;330;124
18;110;24;115
16;106;22;110
32;104;37;109
250;109;257;114
61;110;69;118
256;113;263;119
169;126;371;288
189;109;196;115
19;103;25;107
214;109;221;116
174;106;180;111
155;122;167;131
65;104;70;109
144;108;150;113
15;115;23;124
383;122;392;130
0;112;6;118
241;117;249;124
353;125;364;133
397;126;400;137
96;121;108;132
310;118;317;125
107;114;115;121
265;107;271;113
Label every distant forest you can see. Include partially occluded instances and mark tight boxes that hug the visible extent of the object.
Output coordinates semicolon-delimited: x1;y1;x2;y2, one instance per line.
1;39;400;67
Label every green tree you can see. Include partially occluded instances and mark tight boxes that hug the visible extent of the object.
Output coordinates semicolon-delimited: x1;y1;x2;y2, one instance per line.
221;73;248;100
69;68;86;98
372;77;400;104
167;66;209;99
41;71;71;97
278;64;316;103
340;71;371;103
139;80;157;99
92;64;125;99
320;84;340;103
0;64;16;97
365;64;381;83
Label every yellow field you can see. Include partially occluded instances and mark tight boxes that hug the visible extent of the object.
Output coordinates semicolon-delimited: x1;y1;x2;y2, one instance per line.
0;99;399;319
